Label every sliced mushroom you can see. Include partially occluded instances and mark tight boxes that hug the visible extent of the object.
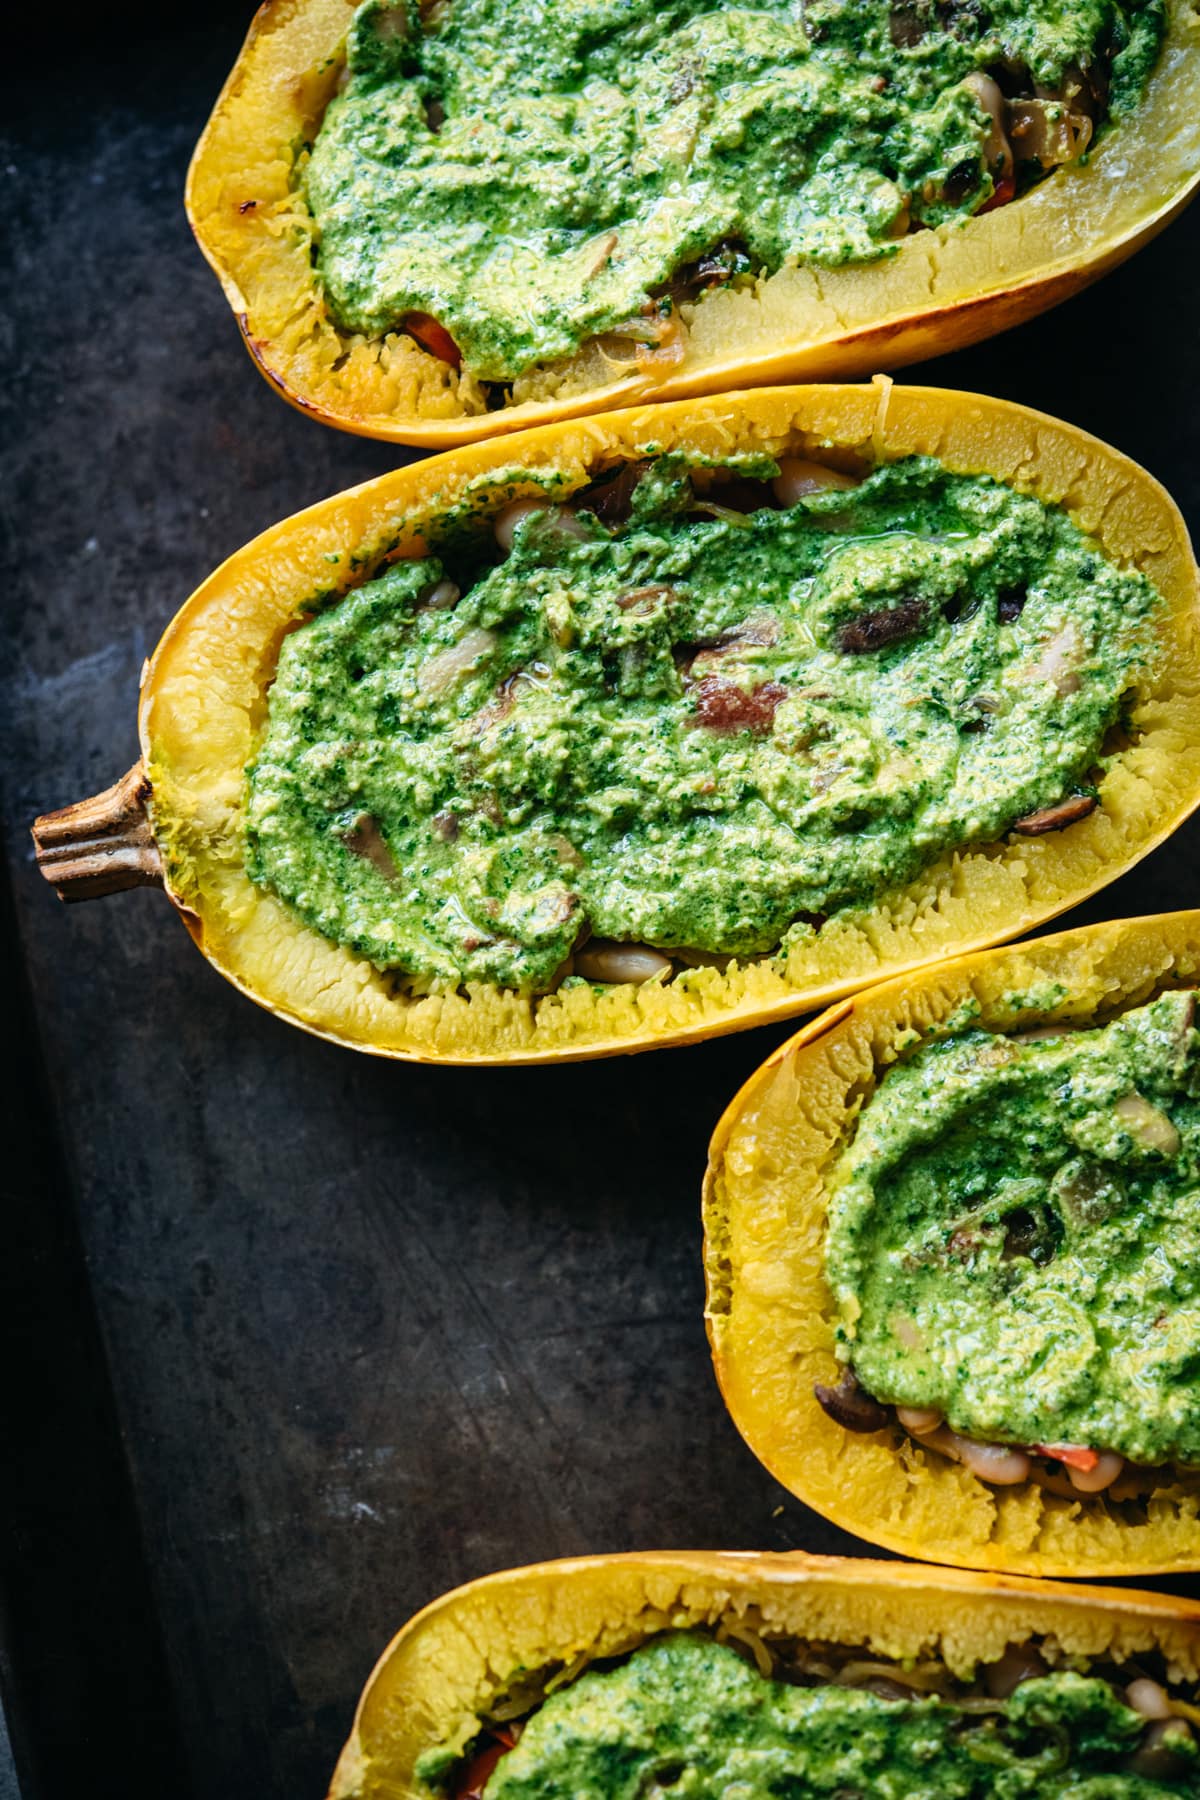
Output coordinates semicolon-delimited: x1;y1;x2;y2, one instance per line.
690;472;778;516
601;306;688;369
888;5;925;46
1128;1718;1196;1778
616;583;679;613
667;239;754;303
942;157;982;208
681;612;782;681
344;815;399;883
836;598;925;654
961;72;1014;186
1024;1461;1080;1501
1002;1204;1060;1265
813;1368;889;1433
467;675;518;737
1007;97;1093;168
1012;795;1097;835
577;460;650;524
860;1677;917;1701
941;588;983;626
986;1644;1048;1699
693;238;751;285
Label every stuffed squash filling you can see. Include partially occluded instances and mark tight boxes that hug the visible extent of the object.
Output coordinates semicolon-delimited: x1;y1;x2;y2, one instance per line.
419;1628;1200;1795
303;0;1165;383
244;454;1160;992
822;987;1200;1492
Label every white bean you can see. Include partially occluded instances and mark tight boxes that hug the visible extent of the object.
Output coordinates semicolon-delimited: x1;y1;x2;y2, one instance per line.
772;459;858;507
945;1430;1031;1486
418;627;497;694
1115;1093;1181;1155
494;499;552;550
574;942;673;984
1028;625;1083;697
551;509;594;541
1066;1450;1125;1494
897;1406;944;1437
373;2;408;40
494;500;586;551
1127;1679;1172;1721
421;578;461;610
891;1315;925;1353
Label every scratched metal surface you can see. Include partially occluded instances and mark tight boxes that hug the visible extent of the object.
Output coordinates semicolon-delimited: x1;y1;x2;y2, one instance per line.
2;6;1200;1796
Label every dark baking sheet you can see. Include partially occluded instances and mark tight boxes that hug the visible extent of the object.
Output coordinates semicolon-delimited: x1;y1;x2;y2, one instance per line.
3;6;1200;1795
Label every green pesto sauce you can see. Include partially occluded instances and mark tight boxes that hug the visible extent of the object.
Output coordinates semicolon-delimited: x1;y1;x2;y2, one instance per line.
244;456;1160;992
825;989;1200;1464
304;0;1165;380
427;1633;1193;1798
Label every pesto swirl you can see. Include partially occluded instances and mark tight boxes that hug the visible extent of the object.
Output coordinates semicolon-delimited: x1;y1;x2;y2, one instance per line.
424;1632;1195;1798
244;456;1159;991
304;0;1165;379
825;989;1200;1464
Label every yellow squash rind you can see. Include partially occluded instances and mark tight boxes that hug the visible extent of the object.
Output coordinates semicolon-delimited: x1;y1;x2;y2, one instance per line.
327;1549;1200;1800
186;0;1200;447
703;910;1200;1577
137;383;1200;1064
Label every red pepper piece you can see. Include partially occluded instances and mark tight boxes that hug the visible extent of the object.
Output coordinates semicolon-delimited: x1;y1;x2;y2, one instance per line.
980;173;1016;213
451;1728;519;1800
1033;1443;1100;1471
405;312;463;369
691;676;787;735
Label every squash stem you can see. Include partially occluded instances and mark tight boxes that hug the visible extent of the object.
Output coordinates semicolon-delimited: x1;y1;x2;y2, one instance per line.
32;763;163;901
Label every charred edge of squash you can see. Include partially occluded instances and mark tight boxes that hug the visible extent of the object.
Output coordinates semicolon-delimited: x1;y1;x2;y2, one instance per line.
135;384;1200;1066
327;1550;1200;1800
703;909;1200;1577
184;0;1200;447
